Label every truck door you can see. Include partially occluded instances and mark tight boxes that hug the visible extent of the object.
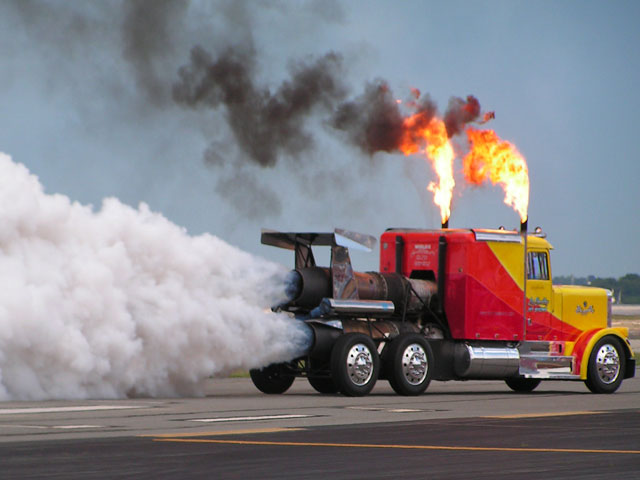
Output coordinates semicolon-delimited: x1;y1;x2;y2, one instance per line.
525;250;554;339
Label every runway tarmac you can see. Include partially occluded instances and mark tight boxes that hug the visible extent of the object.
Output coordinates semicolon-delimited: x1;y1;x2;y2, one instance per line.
0;368;638;478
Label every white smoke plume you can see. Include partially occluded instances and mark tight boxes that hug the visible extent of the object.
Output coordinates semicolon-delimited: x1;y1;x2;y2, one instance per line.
0;152;311;400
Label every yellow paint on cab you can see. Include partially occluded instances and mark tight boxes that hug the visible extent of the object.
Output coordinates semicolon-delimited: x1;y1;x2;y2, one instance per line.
553;285;608;332
486;235;553;290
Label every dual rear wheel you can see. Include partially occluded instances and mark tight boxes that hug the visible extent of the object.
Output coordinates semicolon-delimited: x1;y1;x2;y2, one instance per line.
330;333;379;396
384;333;434;396
251;332;435;397
318;332;434;397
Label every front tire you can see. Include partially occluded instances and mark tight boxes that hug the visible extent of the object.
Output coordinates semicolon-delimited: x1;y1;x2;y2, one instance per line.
250;363;295;394
330;333;379;397
385;333;434;396
585;336;625;394
505;377;541;392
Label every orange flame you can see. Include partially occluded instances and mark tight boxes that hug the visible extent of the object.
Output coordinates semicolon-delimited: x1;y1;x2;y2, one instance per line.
399;113;455;224
388;92;526;225
463;127;530;221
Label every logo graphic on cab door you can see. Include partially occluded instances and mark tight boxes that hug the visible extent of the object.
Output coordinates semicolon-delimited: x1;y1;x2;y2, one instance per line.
528;297;549;312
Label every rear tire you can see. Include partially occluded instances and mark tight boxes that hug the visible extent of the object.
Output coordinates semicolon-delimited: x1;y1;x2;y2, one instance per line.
505;377;541;392
385;333;433;396
585;336;625;394
307;357;338;393
308;376;338;394
330;333;379;397
250;363;295;394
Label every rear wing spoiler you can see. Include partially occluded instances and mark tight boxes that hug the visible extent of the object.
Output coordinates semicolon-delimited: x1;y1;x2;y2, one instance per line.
261;228;376;269
261;229;376;252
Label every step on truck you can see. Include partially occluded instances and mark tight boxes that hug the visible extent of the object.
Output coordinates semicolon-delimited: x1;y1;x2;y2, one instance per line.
250;227;635;396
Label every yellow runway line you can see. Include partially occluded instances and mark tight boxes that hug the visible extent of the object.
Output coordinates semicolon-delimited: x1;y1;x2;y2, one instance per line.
152;437;640;455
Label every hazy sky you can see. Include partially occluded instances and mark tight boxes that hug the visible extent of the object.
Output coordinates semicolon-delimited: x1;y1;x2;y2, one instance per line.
0;0;638;277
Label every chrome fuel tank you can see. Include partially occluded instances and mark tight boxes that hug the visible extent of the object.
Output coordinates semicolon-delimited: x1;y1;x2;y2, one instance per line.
454;344;520;379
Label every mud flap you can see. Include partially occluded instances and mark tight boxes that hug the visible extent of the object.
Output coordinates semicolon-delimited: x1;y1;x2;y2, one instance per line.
625;357;636;379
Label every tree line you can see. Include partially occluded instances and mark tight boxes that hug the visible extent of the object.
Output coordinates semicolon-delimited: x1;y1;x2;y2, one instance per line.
554;274;640;304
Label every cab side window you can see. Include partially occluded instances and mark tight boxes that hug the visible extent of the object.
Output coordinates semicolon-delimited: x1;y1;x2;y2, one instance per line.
527;251;549;280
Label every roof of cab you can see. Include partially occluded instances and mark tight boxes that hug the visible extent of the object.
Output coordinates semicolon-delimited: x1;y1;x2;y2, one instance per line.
383;228;553;249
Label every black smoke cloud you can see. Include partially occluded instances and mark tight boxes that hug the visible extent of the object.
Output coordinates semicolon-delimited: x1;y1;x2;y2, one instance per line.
173;46;347;168
2;0;349;217
330;80;438;155
331;88;484;155
122;0;188;105
443;95;481;138
2;0;486;219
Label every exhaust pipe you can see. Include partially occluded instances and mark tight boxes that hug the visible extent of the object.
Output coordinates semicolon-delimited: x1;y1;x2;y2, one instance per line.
521;217;528;339
310;298;395;318
437;235;447;315
395;235;404;274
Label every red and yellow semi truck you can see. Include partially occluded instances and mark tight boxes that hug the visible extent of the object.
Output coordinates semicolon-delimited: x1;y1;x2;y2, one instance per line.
251;227;635;396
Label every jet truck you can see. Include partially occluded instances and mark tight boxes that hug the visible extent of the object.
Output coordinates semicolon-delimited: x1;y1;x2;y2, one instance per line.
250;226;635;396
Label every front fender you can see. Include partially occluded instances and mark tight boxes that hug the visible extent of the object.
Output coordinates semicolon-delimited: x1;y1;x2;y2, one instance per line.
572;327;632;379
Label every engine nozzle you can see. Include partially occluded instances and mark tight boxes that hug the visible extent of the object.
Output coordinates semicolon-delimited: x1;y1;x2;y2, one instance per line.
285;267;437;315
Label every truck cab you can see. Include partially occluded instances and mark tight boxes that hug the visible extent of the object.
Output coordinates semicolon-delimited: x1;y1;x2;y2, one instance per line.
380;227;633;390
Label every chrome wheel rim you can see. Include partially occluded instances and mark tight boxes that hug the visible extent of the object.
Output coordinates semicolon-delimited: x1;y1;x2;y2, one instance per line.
402;343;428;385
595;344;620;384
346;344;374;386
